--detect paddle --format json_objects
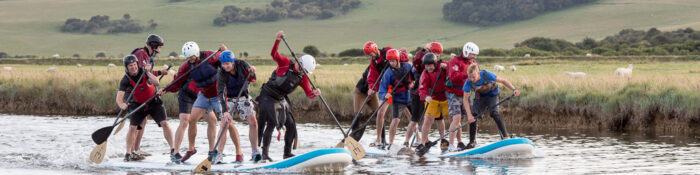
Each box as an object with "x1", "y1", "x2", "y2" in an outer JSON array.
[
  {"x1": 114, "y1": 63, "x2": 173, "y2": 135},
  {"x1": 89, "y1": 49, "x2": 222, "y2": 164},
  {"x1": 336, "y1": 66, "x2": 388, "y2": 148},
  {"x1": 345, "y1": 65, "x2": 412, "y2": 149},
  {"x1": 194, "y1": 73, "x2": 251, "y2": 173},
  {"x1": 398, "y1": 65, "x2": 444, "y2": 155},
  {"x1": 111, "y1": 67, "x2": 146, "y2": 135},
  {"x1": 416, "y1": 94, "x2": 515, "y2": 156},
  {"x1": 280, "y1": 36, "x2": 366, "y2": 160}
]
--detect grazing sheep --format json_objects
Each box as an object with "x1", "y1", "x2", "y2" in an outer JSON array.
[
  {"x1": 3, "y1": 67, "x2": 13, "y2": 71},
  {"x1": 163, "y1": 64, "x2": 169, "y2": 69},
  {"x1": 169, "y1": 56, "x2": 174, "y2": 58},
  {"x1": 564, "y1": 72, "x2": 586, "y2": 78},
  {"x1": 494, "y1": 65, "x2": 505, "y2": 72},
  {"x1": 76, "y1": 64, "x2": 82, "y2": 67},
  {"x1": 586, "y1": 53, "x2": 593, "y2": 57},
  {"x1": 343, "y1": 63, "x2": 349, "y2": 66},
  {"x1": 614, "y1": 64, "x2": 633, "y2": 77},
  {"x1": 178, "y1": 55, "x2": 185, "y2": 58},
  {"x1": 108, "y1": 63, "x2": 116, "y2": 67},
  {"x1": 168, "y1": 70, "x2": 177, "y2": 75},
  {"x1": 52, "y1": 54, "x2": 60, "y2": 58},
  {"x1": 46, "y1": 67, "x2": 57, "y2": 72},
  {"x1": 509, "y1": 65, "x2": 517, "y2": 72},
  {"x1": 450, "y1": 53, "x2": 456, "y2": 57},
  {"x1": 407, "y1": 53, "x2": 413, "y2": 58},
  {"x1": 524, "y1": 54, "x2": 531, "y2": 57}
]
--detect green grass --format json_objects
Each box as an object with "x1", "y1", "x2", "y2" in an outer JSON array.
[{"x1": 2, "y1": 0, "x2": 700, "y2": 57}]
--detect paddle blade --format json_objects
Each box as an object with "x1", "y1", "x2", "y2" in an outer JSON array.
[
  {"x1": 335, "y1": 141, "x2": 344, "y2": 148},
  {"x1": 397, "y1": 147, "x2": 415, "y2": 156},
  {"x1": 344, "y1": 137, "x2": 365, "y2": 160},
  {"x1": 92, "y1": 126, "x2": 113, "y2": 145},
  {"x1": 113, "y1": 121, "x2": 126, "y2": 135},
  {"x1": 89, "y1": 142, "x2": 107, "y2": 164},
  {"x1": 194, "y1": 158, "x2": 212, "y2": 173}
]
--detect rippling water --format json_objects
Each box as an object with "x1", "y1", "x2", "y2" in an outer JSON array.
[{"x1": 0, "y1": 114, "x2": 698, "y2": 174}]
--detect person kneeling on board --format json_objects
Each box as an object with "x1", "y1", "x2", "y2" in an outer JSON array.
[
  {"x1": 461, "y1": 64, "x2": 521, "y2": 150},
  {"x1": 117, "y1": 55, "x2": 177, "y2": 162},
  {"x1": 214, "y1": 50, "x2": 262, "y2": 164}
]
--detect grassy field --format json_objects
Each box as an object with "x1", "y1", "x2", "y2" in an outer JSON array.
[
  {"x1": 2, "y1": 59, "x2": 699, "y2": 133},
  {"x1": 2, "y1": 0, "x2": 700, "y2": 57}
]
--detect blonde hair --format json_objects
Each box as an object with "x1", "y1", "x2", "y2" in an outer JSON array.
[{"x1": 467, "y1": 64, "x2": 479, "y2": 74}]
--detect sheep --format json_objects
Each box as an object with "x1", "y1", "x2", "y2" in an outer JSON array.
[
  {"x1": 76, "y1": 64, "x2": 82, "y2": 68},
  {"x1": 169, "y1": 56, "x2": 175, "y2": 58},
  {"x1": 343, "y1": 63, "x2": 349, "y2": 66},
  {"x1": 108, "y1": 63, "x2": 116, "y2": 67},
  {"x1": 614, "y1": 64, "x2": 633, "y2": 77},
  {"x1": 168, "y1": 70, "x2": 177, "y2": 75},
  {"x1": 3, "y1": 67, "x2": 13, "y2": 71},
  {"x1": 494, "y1": 65, "x2": 505, "y2": 72},
  {"x1": 450, "y1": 53, "x2": 456, "y2": 57},
  {"x1": 178, "y1": 55, "x2": 185, "y2": 58},
  {"x1": 564, "y1": 72, "x2": 586, "y2": 78},
  {"x1": 46, "y1": 67, "x2": 57, "y2": 72},
  {"x1": 407, "y1": 53, "x2": 413, "y2": 58},
  {"x1": 52, "y1": 54, "x2": 60, "y2": 58},
  {"x1": 586, "y1": 53, "x2": 593, "y2": 57},
  {"x1": 163, "y1": 64, "x2": 169, "y2": 69},
  {"x1": 524, "y1": 54, "x2": 531, "y2": 57},
  {"x1": 509, "y1": 65, "x2": 517, "y2": 72}
]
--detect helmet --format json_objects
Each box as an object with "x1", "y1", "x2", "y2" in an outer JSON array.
[
  {"x1": 123, "y1": 55, "x2": 139, "y2": 73},
  {"x1": 146, "y1": 34, "x2": 164, "y2": 48},
  {"x1": 182, "y1": 41, "x2": 200, "y2": 58},
  {"x1": 363, "y1": 41, "x2": 378, "y2": 55},
  {"x1": 427, "y1": 42, "x2": 443, "y2": 54},
  {"x1": 462, "y1": 42, "x2": 479, "y2": 57},
  {"x1": 422, "y1": 53, "x2": 437, "y2": 65},
  {"x1": 385, "y1": 49, "x2": 400, "y2": 61},
  {"x1": 220, "y1": 50, "x2": 235, "y2": 63},
  {"x1": 299, "y1": 55, "x2": 316, "y2": 74}
]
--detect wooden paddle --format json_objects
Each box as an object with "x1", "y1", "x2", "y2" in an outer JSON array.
[
  {"x1": 398, "y1": 63, "x2": 444, "y2": 155},
  {"x1": 337, "y1": 66, "x2": 387, "y2": 148},
  {"x1": 281, "y1": 36, "x2": 367, "y2": 160},
  {"x1": 194, "y1": 73, "x2": 251, "y2": 173},
  {"x1": 114, "y1": 64, "x2": 173, "y2": 135},
  {"x1": 89, "y1": 142, "x2": 107, "y2": 164},
  {"x1": 89, "y1": 49, "x2": 222, "y2": 164}
]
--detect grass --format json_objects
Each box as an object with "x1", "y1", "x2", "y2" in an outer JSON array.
[
  {"x1": 2, "y1": 0, "x2": 700, "y2": 57},
  {"x1": 1, "y1": 59, "x2": 699, "y2": 134}
]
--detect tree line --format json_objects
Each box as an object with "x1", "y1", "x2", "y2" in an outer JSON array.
[
  {"x1": 214, "y1": 0, "x2": 361, "y2": 26},
  {"x1": 443, "y1": 0, "x2": 595, "y2": 26},
  {"x1": 61, "y1": 14, "x2": 157, "y2": 34}
]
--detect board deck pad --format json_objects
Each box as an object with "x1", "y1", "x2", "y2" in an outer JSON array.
[{"x1": 365, "y1": 138, "x2": 535, "y2": 158}]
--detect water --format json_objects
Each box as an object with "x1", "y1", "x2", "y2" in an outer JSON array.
[{"x1": 1, "y1": 114, "x2": 698, "y2": 174}]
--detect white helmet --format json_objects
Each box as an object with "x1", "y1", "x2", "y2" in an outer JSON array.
[
  {"x1": 462, "y1": 42, "x2": 479, "y2": 57},
  {"x1": 182, "y1": 41, "x2": 200, "y2": 58},
  {"x1": 299, "y1": 55, "x2": 316, "y2": 74}
]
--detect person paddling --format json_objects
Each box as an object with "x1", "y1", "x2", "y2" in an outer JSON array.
[
  {"x1": 445, "y1": 42, "x2": 479, "y2": 152},
  {"x1": 376, "y1": 49, "x2": 413, "y2": 150},
  {"x1": 415, "y1": 53, "x2": 450, "y2": 153},
  {"x1": 461, "y1": 64, "x2": 520, "y2": 149},
  {"x1": 350, "y1": 41, "x2": 392, "y2": 145},
  {"x1": 214, "y1": 50, "x2": 262, "y2": 163},
  {"x1": 257, "y1": 31, "x2": 320, "y2": 161},
  {"x1": 117, "y1": 55, "x2": 177, "y2": 162}
]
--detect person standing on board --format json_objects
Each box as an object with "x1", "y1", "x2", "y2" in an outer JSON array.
[
  {"x1": 415, "y1": 53, "x2": 450, "y2": 154},
  {"x1": 350, "y1": 41, "x2": 391, "y2": 145},
  {"x1": 445, "y1": 42, "x2": 479, "y2": 152},
  {"x1": 376, "y1": 49, "x2": 414, "y2": 150}
]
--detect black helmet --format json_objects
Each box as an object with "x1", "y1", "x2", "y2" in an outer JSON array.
[
  {"x1": 422, "y1": 53, "x2": 437, "y2": 65},
  {"x1": 146, "y1": 34, "x2": 164, "y2": 48},
  {"x1": 123, "y1": 55, "x2": 139, "y2": 73}
]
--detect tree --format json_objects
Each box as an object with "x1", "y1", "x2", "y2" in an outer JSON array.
[
  {"x1": 338, "y1": 48, "x2": 364, "y2": 57},
  {"x1": 303, "y1": 45, "x2": 321, "y2": 56},
  {"x1": 168, "y1": 52, "x2": 178, "y2": 57},
  {"x1": 96, "y1": 52, "x2": 106, "y2": 58},
  {"x1": 0, "y1": 52, "x2": 8, "y2": 58},
  {"x1": 73, "y1": 53, "x2": 80, "y2": 58}
]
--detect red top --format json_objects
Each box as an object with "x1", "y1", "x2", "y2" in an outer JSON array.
[
  {"x1": 412, "y1": 49, "x2": 426, "y2": 75},
  {"x1": 446, "y1": 55, "x2": 477, "y2": 96},
  {"x1": 271, "y1": 39, "x2": 315, "y2": 99},
  {"x1": 165, "y1": 50, "x2": 221, "y2": 98},
  {"x1": 366, "y1": 46, "x2": 393, "y2": 91},
  {"x1": 132, "y1": 47, "x2": 161, "y2": 76},
  {"x1": 419, "y1": 63, "x2": 447, "y2": 101}
]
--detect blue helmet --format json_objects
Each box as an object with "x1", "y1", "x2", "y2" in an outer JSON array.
[{"x1": 220, "y1": 50, "x2": 236, "y2": 63}]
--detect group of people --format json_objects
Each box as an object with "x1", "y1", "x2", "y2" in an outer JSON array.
[
  {"x1": 114, "y1": 30, "x2": 521, "y2": 164},
  {"x1": 116, "y1": 31, "x2": 319, "y2": 164},
  {"x1": 348, "y1": 41, "x2": 521, "y2": 153}
]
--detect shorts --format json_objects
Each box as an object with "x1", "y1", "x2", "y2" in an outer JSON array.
[
  {"x1": 226, "y1": 95, "x2": 256, "y2": 119},
  {"x1": 447, "y1": 93, "x2": 471, "y2": 118},
  {"x1": 128, "y1": 100, "x2": 167, "y2": 129},
  {"x1": 425, "y1": 100, "x2": 449, "y2": 119},
  {"x1": 391, "y1": 102, "x2": 409, "y2": 119},
  {"x1": 193, "y1": 92, "x2": 222, "y2": 114},
  {"x1": 409, "y1": 93, "x2": 423, "y2": 122},
  {"x1": 177, "y1": 90, "x2": 197, "y2": 114}
]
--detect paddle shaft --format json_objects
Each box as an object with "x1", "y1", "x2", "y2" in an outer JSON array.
[
  {"x1": 280, "y1": 37, "x2": 348, "y2": 136},
  {"x1": 347, "y1": 66, "x2": 388, "y2": 134},
  {"x1": 213, "y1": 73, "x2": 251, "y2": 153},
  {"x1": 429, "y1": 94, "x2": 515, "y2": 145},
  {"x1": 347, "y1": 66, "x2": 412, "y2": 137},
  {"x1": 111, "y1": 67, "x2": 146, "y2": 125},
  {"x1": 409, "y1": 66, "x2": 444, "y2": 145}
]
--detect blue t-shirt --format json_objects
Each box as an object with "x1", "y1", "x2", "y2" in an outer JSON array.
[{"x1": 462, "y1": 70, "x2": 499, "y2": 97}]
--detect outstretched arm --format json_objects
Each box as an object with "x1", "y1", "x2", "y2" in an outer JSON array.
[{"x1": 496, "y1": 77, "x2": 520, "y2": 96}]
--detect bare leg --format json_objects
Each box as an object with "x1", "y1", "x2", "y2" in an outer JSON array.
[
  {"x1": 160, "y1": 121, "x2": 175, "y2": 149},
  {"x1": 389, "y1": 118, "x2": 400, "y2": 145},
  {"x1": 173, "y1": 113, "x2": 190, "y2": 154},
  {"x1": 188, "y1": 109, "x2": 206, "y2": 151},
  {"x1": 437, "y1": 119, "x2": 446, "y2": 138},
  {"x1": 403, "y1": 107, "x2": 415, "y2": 143},
  {"x1": 448, "y1": 115, "x2": 460, "y2": 145},
  {"x1": 246, "y1": 115, "x2": 259, "y2": 153},
  {"x1": 376, "y1": 102, "x2": 389, "y2": 144},
  {"x1": 126, "y1": 126, "x2": 137, "y2": 154},
  {"x1": 204, "y1": 112, "x2": 218, "y2": 152},
  {"x1": 421, "y1": 115, "x2": 435, "y2": 144},
  {"x1": 133, "y1": 119, "x2": 147, "y2": 151}
]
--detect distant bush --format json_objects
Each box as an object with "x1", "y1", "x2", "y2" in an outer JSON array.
[
  {"x1": 303, "y1": 45, "x2": 321, "y2": 56},
  {"x1": 61, "y1": 14, "x2": 156, "y2": 34},
  {"x1": 338, "y1": 48, "x2": 364, "y2": 57},
  {"x1": 73, "y1": 54, "x2": 80, "y2": 58},
  {"x1": 168, "y1": 52, "x2": 178, "y2": 57},
  {"x1": 0, "y1": 52, "x2": 7, "y2": 58},
  {"x1": 96, "y1": 52, "x2": 106, "y2": 58},
  {"x1": 480, "y1": 48, "x2": 508, "y2": 56},
  {"x1": 443, "y1": 0, "x2": 595, "y2": 26},
  {"x1": 214, "y1": 0, "x2": 361, "y2": 26}
]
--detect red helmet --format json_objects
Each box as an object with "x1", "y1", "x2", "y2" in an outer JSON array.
[
  {"x1": 363, "y1": 41, "x2": 378, "y2": 55},
  {"x1": 386, "y1": 49, "x2": 400, "y2": 61},
  {"x1": 427, "y1": 42, "x2": 443, "y2": 54}
]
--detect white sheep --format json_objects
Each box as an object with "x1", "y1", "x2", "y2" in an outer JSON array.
[
  {"x1": 509, "y1": 65, "x2": 517, "y2": 72},
  {"x1": 3, "y1": 67, "x2": 13, "y2": 71},
  {"x1": 76, "y1": 64, "x2": 82, "y2": 67},
  {"x1": 586, "y1": 53, "x2": 593, "y2": 57},
  {"x1": 46, "y1": 67, "x2": 57, "y2": 72},
  {"x1": 494, "y1": 65, "x2": 505, "y2": 72},
  {"x1": 168, "y1": 70, "x2": 177, "y2": 75},
  {"x1": 163, "y1": 64, "x2": 169, "y2": 69},
  {"x1": 407, "y1": 53, "x2": 413, "y2": 58},
  {"x1": 178, "y1": 55, "x2": 185, "y2": 58},
  {"x1": 450, "y1": 53, "x2": 456, "y2": 57},
  {"x1": 343, "y1": 63, "x2": 349, "y2": 66},
  {"x1": 169, "y1": 56, "x2": 175, "y2": 58},
  {"x1": 564, "y1": 72, "x2": 586, "y2": 78},
  {"x1": 614, "y1": 64, "x2": 633, "y2": 77},
  {"x1": 52, "y1": 54, "x2": 60, "y2": 58},
  {"x1": 108, "y1": 63, "x2": 116, "y2": 67},
  {"x1": 524, "y1": 54, "x2": 531, "y2": 57}
]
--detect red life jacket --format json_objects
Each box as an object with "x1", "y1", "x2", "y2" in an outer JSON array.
[{"x1": 128, "y1": 74, "x2": 156, "y2": 104}]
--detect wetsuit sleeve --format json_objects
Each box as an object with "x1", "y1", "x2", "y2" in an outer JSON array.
[
  {"x1": 164, "y1": 62, "x2": 190, "y2": 92},
  {"x1": 118, "y1": 75, "x2": 131, "y2": 92},
  {"x1": 217, "y1": 68, "x2": 229, "y2": 112},
  {"x1": 271, "y1": 39, "x2": 291, "y2": 76},
  {"x1": 378, "y1": 70, "x2": 392, "y2": 101}
]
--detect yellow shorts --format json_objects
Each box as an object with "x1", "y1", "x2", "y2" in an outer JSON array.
[{"x1": 425, "y1": 100, "x2": 449, "y2": 119}]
